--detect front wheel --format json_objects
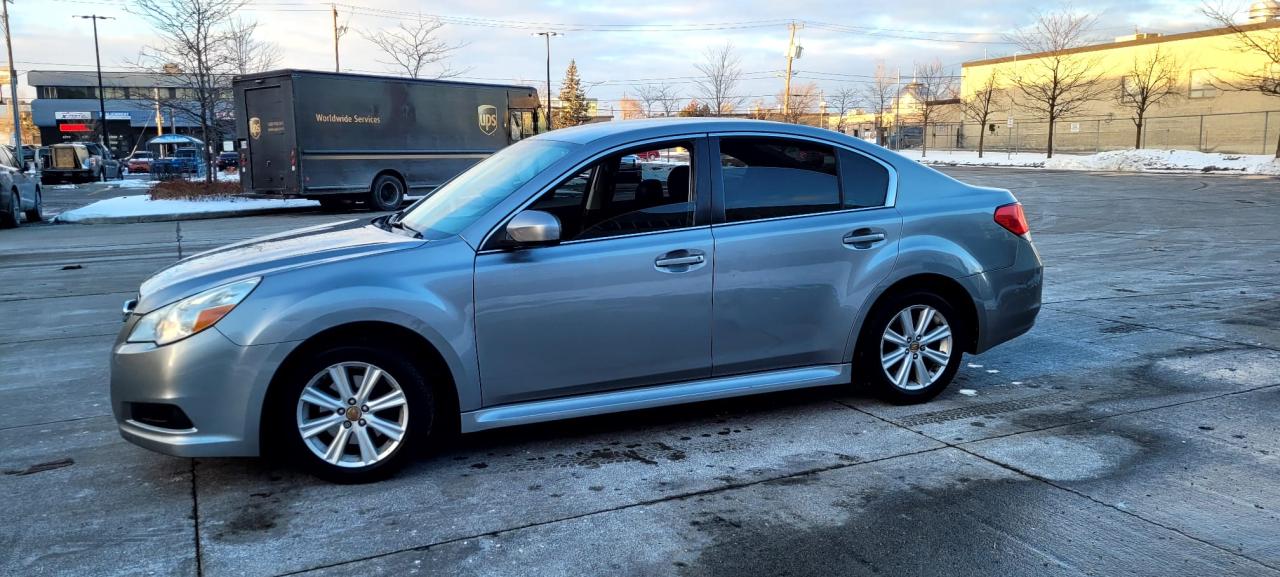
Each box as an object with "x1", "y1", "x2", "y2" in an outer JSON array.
[
  {"x1": 0, "y1": 191, "x2": 18, "y2": 228},
  {"x1": 274, "y1": 345, "x2": 434, "y2": 483},
  {"x1": 857, "y1": 291, "x2": 965, "y2": 404},
  {"x1": 368, "y1": 174, "x2": 404, "y2": 212}
]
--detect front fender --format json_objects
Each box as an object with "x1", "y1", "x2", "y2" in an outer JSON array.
[{"x1": 215, "y1": 238, "x2": 482, "y2": 410}]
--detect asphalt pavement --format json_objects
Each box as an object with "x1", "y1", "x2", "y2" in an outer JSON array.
[{"x1": 1, "y1": 167, "x2": 1278, "y2": 577}]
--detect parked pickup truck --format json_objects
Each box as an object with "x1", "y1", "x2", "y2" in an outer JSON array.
[{"x1": 151, "y1": 148, "x2": 206, "y2": 178}]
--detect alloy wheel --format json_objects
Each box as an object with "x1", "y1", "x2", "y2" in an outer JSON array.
[
  {"x1": 296, "y1": 361, "x2": 409, "y2": 468},
  {"x1": 880, "y1": 305, "x2": 953, "y2": 391}
]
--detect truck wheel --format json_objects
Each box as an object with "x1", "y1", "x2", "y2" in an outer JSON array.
[{"x1": 368, "y1": 175, "x2": 404, "y2": 212}]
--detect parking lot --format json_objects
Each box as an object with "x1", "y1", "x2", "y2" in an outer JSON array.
[{"x1": 2, "y1": 166, "x2": 1278, "y2": 576}]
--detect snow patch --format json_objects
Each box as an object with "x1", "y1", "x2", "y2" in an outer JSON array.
[
  {"x1": 901, "y1": 149, "x2": 1280, "y2": 175},
  {"x1": 958, "y1": 389, "x2": 978, "y2": 397},
  {"x1": 55, "y1": 194, "x2": 317, "y2": 223}
]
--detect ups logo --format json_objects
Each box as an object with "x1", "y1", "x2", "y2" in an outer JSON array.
[
  {"x1": 249, "y1": 117, "x2": 262, "y2": 139},
  {"x1": 477, "y1": 105, "x2": 498, "y2": 136}
]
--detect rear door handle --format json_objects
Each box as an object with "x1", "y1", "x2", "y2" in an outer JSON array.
[
  {"x1": 655, "y1": 255, "x2": 704, "y2": 267},
  {"x1": 843, "y1": 231, "x2": 886, "y2": 248}
]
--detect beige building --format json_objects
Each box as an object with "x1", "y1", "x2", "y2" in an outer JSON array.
[
  {"x1": 832, "y1": 14, "x2": 1280, "y2": 155},
  {"x1": 956, "y1": 17, "x2": 1280, "y2": 154}
]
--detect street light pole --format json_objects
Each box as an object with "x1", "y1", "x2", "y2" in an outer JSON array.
[
  {"x1": 534, "y1": 32, "x2": 560, "y2": 130},
  {"x1": 2, "y1": 0, "x2": 21, "y2": 156},
  {"x1": 74, "y1": 14, "x2": 114, "y2": 152}
]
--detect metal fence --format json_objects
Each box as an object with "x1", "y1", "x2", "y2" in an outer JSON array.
[{"x1": 919, "y1": 110, "x2": 1280, "y2": 156}]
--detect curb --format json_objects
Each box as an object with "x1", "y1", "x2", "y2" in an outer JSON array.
[{"x1": 54, "y1": 204, "x2": 319, "y2": 224}]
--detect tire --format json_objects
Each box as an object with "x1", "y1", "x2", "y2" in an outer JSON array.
[
  {"x1": 368, "y1": 174, "x2": 405, "y2": 212},
  {"x1": 856, "y1": 290, "x2": 965, "y2": 404},
  {"x1": 271, "y1": 343, "x2": 434, "y2": 483},
  {"x1": 24, "y1": 188, "x2": 41, "y2": 223},
  {"x1": 0, "y1": 191, "x2": 18, "y2": 228}
]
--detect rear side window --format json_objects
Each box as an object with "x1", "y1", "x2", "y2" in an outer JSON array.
[
  {"x1": 839, "y1": 149, "x2": 890, "y2": 209},
  {"x1": 719, "y1": 138, "x2": 840, "y2": 222}
]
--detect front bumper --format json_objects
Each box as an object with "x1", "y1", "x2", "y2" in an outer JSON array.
[{"x1": 110, "y1": 323, "x2": 294, "y2": 458}]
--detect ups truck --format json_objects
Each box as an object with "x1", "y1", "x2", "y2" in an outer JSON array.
[{"x1": 232, "y1": 69, "x2": 544, "y2": 210}]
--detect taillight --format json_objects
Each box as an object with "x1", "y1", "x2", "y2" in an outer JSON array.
[
  {"x1": 290, "y1": 147, "x2": 296, "y2": 172},
  {"x1": 994, "y1": 203, "x2": 1029, "y2": 236}
]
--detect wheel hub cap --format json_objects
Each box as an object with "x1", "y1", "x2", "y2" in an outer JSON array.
[
  {"x1": 880, "y1": 304, "x2": 953, "y2": 391},
  {"x1": 296, "y1": 361, "x2": 409, "y2": 468}
]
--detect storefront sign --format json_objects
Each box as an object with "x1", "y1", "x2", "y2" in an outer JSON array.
[{"x1": 55, "y1": 111, "x2": 92, "y2": 120}]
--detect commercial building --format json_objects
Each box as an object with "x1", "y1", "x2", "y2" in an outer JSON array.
[
  {"x1": 831, "y1": 8, "x2": 1280, "y2": 155},
  {"x1": 28, "y1": 70, "x2": 231, "y2": 158}
]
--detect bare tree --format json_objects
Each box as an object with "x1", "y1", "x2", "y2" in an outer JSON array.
[
  {"x1": 693, "y1": 42, "x2": 744, "y2": 115},
  {"x1": 131, "y1": 0, "x2": 246, "y2": 183},
  {"x1": 912, "y1": 60, "x2": 957, "y2": 157},
  {"x1": 775, "y1": 82, "x2": 821, "y2": 124},
  {"x1": 861, "y1": 62, "x2": 895, "y2": 145},
  {"x1": 827, "y1": 87, "x2": 859, "y2": 133},
  {"x1": 1006, "y1": 10, "x2": 1110, "y2": 157},
  {"x1": 1118, "y1": 46, "x2": 1181, "y2": 149},
  {"x1": 362, "y1": 16, "x2": 466, "y2": 79},
  {"x1": 961, "y1": 71, "x2": 1002, "y2": 158},
  {"x1": 634, "y1": 83, "x2": 677, "y2": 117},
  {"x1": 226, "y1": 18, "x2": 281, "y2": 75},
  {"x1": 1203, "y1": 2, "x2": 1280, "y2": 156}
]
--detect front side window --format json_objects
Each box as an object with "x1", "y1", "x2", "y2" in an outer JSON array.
[
  {"x1": 399, "y1": 138, "x2": 577, "y2": 239},
  {"x1": 523, "y1": 141, "x2": 695, "y2": 242},
  {"x1": 719, "y1": 138, "x2": 841, "y2": 222}
]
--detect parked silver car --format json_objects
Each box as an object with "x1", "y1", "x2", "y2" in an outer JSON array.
[
  {"x1": 112, "y1": 118, "x2": 1042, "y2": 482},
  {"x1": 0, "y1": 145, "x2": 42, "y2": 228}
]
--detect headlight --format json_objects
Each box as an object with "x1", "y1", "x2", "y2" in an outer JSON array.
[{"x1": 127, "y1": 277, "x2": 260, "y2": 346}]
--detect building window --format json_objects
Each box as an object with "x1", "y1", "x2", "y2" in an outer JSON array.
[
  {"x1": 1189, "y1": 69, "x2": 1218, "y2": 99},
  {"x1": 1120, "y1": 76, "x2": 1139, "y2": 104}
]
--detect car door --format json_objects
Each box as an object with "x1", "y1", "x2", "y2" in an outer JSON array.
[
  {"x1": 474, "y1": 137, "x2": 714, "y2": 406},
  {"x1": 709, "y1": 135, "x2": 901, "y2": 376}
]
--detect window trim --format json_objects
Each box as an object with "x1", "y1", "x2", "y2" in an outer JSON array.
[
  {"x1": 1188, "y1": 68, "x2": 1218, "y2": 99},
  {"x1": 708, "y1": 132, "x2": 898, "y2": 226},
  {"x1": 478, "y1": 133, "x2": 711, "y2": 252}
]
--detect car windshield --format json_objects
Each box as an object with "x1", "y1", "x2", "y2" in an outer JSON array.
[{"x1": 398, "y1": 138, "x2": 576, "y2": 240}]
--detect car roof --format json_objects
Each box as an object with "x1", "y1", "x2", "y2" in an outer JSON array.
[{"x1": 533, "y1": 117, "x2": 887, "y2": 157}]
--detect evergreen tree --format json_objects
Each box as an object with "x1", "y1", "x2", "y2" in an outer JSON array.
[{"x1": 555, "y1": 60, "x2": 591, "y2": 128}]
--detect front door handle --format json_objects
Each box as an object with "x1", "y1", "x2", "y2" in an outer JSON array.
[
  {"x1": 843, "y1": 230, "x2": 886, "y2": 248},
  {"x1": 655, "y1": 254, "x2": 704, "y2": 267}
]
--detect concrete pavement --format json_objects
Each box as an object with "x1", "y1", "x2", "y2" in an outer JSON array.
[{"x1": 1, "y1": 167, "x2": 1278, "y2": 576}]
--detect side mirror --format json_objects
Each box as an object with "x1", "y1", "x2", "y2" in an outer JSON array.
[{"x1": 504, "y1": 210, "x2": 561, "y2": 247}]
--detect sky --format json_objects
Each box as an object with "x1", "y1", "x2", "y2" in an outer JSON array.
[{"x1": 12, "y1": 0, "x2": 1224, "y2": 112}]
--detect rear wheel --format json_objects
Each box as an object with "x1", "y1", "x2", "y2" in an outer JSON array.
[
  {"x1": 368, "y1": 174, "x2": 404, "y2": 212},
  {"x1": 0, "y1": 191, "x2": 18, "y2": 228},
  {"x1": 274, "y1": 344, "x2": 434, "y2": 483},
  {"x1": 857, "y1": 290, "x2": 964, "y2": 404},
  {"x1": 24, "y1": 188, "x2": 42, "y2": 223}
]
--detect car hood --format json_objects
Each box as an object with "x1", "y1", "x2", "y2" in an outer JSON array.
[{"x1": 136, "y1": 218, "x2": 425, "y2": 313}]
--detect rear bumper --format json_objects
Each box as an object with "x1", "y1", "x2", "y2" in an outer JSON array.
[{"x1": 960, "y1": 237, "x2": 1043, "y2": 353}]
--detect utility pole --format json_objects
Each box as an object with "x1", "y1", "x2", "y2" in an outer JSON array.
[
  {"x1": 153, "y1": 87, "x2": 163, "y2": 136},
  {"x1": 782, "y1": 21, "x2": 802, "y2": 119},
  {"x1": 2, "y1": 0, "x2": 20, "y2": 155},
  {"x1": 332, "y1": 4, "x2": 341, "y2": 72},
  {"x1": 74, "y1": 14, "x2": 114, "y2": 152},
  {"x1": 892, "y1": 67, "x2": 901, "y2": 150},
  {"x1": 534, "y1": 32, "x2": 560, "y2": 130}
]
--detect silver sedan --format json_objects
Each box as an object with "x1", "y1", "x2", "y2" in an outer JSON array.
[{"x1": 111, "y1": 118, "x2": 1042, "y2": 482}]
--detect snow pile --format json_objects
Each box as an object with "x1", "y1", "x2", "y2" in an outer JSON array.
[
  {"x1": 903, "y1": 148, "x2": 1280, "y2": 175},
  {"x1": 1044, "y1": 149, "x2": 1280, "y2": 174},
  {"x1": 55, "y1": 194, "x2": 318, "y2": 223}
]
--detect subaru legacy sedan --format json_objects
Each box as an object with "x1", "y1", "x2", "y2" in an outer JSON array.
[{"x1": 112, "y1": 118, "x2": 1042, "y2": 482}]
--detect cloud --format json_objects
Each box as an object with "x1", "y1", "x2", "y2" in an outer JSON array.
[{"x1": 15, "y1": 0, "x2": 1215, "y2": 106}]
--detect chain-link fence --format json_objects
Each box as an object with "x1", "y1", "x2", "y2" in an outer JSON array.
[{"x1": 919, "y1": 110, "x2": 1280, "y2": 156}]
